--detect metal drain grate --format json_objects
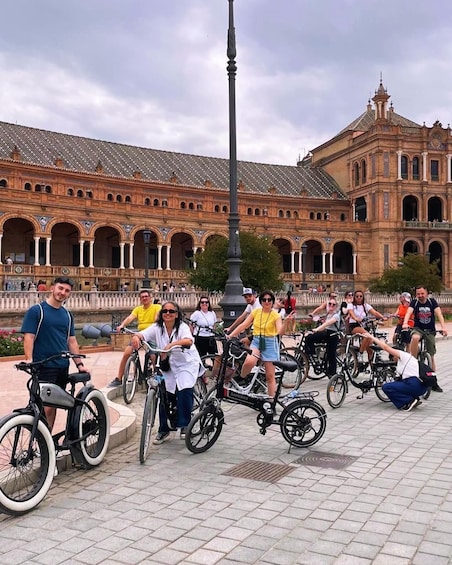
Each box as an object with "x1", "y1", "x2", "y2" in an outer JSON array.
[
  {"x1": 223, "y1": 460, "x2": 295, "y2": 483},
  {"x1": 293, "y1": 451, "x2": 358, "y2": 470}
]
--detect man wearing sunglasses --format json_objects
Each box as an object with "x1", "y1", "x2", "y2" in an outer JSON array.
[
  {"x1": 21, "y1": 277, "x2": 86, "y2": 430},
  {"x1": 224, "y1": 288, "x2": 260, "y2": 345}
]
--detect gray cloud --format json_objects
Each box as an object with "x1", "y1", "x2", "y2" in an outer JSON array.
[{"x1": 1, "y1": 0, "x2": 451, "y2": 165}]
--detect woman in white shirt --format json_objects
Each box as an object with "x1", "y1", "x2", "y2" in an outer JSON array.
[
  {"x1": 190, "y1": 296, "x2": 217, "y2": 356},
  {"x1": 131, "y1": 301, "x2": 203, "y2": 443}
]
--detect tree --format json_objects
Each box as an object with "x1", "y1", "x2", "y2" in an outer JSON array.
[
  {"x1": 368, "y1": 253, "x2": 443, "y2": 294},
  {"x1": 188, "y1": 232, "x2": 284, "y2": 292}
]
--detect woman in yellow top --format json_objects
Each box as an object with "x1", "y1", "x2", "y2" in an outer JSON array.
[{"x1": 229, "y1": 290, "x2": 295, "y2": 397}]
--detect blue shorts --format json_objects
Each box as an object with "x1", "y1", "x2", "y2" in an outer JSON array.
[{"x1": 250, "y1": 336, "x2": 280, "y2": 361}]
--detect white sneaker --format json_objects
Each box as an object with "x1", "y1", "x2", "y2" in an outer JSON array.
[{"x1": 357, "y1": 353, "x2": 364, "y2": 363}]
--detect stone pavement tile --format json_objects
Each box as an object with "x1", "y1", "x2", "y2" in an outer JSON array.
[
  {"x1": 142, "y1": 546, "x2": 190, "y2": 565},
  {"x1": 28, "y1": 548, "x2": 74, "y2": 565},
  {"x1": 412, "y1": 555, "x2": 450, "y2": 565}
]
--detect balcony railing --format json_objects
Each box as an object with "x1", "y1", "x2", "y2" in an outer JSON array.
[{"x1": 404, "y1": 220, "x2": 451, "y2": 229}]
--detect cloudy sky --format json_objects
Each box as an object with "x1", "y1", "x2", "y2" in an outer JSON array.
[{"x1": 1, "y1": 0, "x2": 452, "y2": 166}]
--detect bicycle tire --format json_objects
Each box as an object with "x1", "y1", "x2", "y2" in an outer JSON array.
[
  {"x1": 280, "y1": 348, "x2": 308, "y2": 385},
  {"x1": 139, "y1": 388, "x2": 158, "y2": 464},
  {"x1": 0, "y1": 413, "x2": 55, "y2": 515},
  {"x1": 337, "y1": 345, "x2": 358, "y2": 379},
  {"x1": 185, "y1": 402, "x2": 224, "y2": 454},
  {"x1": 279, "y1": 399, "x2": 327, "y2": 448},
  {"x1": 70, "y1": 388, "x2": 110, "y2": 469},
  {"x1": 326, "y1": 374, "x2": 347, "y2": 408},
  {"x1": 122, "y1": 355, "x2": 139, "y2": 404},
  {"x1": 374, "y1": 367, "x2": 396, "y2": 402},
  {"x1": 193, "y1": 376, "x2": 207, "y2": 411},
  {"x1": 418, "y1": 351, "x2": 432, "y2": 400}
]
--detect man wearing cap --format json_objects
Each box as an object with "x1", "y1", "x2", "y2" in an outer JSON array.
[
  {"x1": 225, "y1": 288, "x2": 260, "y2": 339},
  {"x1": 392, "y1": 292, "x2": 414, "y2": 349}
]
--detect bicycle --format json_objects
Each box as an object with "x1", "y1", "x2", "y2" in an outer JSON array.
[
  {"x1": 138, "y1": 341, "x2": 207, "y2": 463},
  {"x1": 120, "y1": 328, "x2": 155, "y2": 404},
  {"x1": 326, "y1": 334, "x2": 398, "y2": 408},
  {"x1": 281, "y1": 329, "x2": 358, "y2": 382},
  {"x1": 200, "y1": 334, "x2": 304, "y2": 395},
  {"x1": 0, "y1": 352, "x2": 110, "y2": 515},
  {"x1": 185, "y1": 337, "x2": 327, "y2": 454}
]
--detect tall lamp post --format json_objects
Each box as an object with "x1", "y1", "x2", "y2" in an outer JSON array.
[
  {"x1": 301, "y1": 244, "x2": 308, "y2": 290},
  {"x1": 219, "y1": 0, "x2": 244, "y2": 326},
  {"x1": 142, "y1": 229, "x2": 151, "y2": 289}
]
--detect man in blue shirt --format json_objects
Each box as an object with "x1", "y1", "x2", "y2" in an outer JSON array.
[{"x1": 21, "y1": 276, "x2": 86, "y2": 430}]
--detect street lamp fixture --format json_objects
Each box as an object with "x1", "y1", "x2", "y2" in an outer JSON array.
[
  {"x1": 143, "y1": 229, "x2": 151, "y2": 288},
  {"x1": 301, "y1": 243, "x2": 308, "y2": 290},
  {"x1": 219, "y1": 0, "x2": 244, "y2": 325}
]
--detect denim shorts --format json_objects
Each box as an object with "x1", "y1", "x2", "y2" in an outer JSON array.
[{"x1": 250, "y1": 336, "x2": 280, "y2": 361}]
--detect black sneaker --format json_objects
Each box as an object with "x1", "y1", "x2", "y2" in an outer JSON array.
[
  {"x1": 107, "y1": 378, "x2": 121, "y2": 388},
  {"x1": 153, "y1": 431, "x2": 171, "y2": 445},
  {"x1": 431, "y1": 383, "x2": 443, "y2": 393},
  {"x1": 402, "y1": 398, "x2": 422, "y2": 411}
]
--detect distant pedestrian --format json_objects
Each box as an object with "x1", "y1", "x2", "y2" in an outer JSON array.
[
  {"x1": 283, "y1": 290, "x2": 297, "y2": 333},
  {"x1": 190, "y1": 296, "x2": 217, "y2": 356}
]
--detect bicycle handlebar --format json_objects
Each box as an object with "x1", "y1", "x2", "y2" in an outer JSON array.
[{"x1": 15, "y1": 351, "x2": 86, "y2": 373}]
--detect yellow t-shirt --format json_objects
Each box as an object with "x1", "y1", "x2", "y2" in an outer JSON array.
[
  {"x1": 132, "y1": 303, "x2": 162, "y2": 331},
  {"x1": 251, "y1": 308, "x2": 280, "y2": 337}
]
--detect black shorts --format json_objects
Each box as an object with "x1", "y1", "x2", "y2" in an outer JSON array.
[{"x1": 37, "y1": 366, "x2": 69, "y2": 389}]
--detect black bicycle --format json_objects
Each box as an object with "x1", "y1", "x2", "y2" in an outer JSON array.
[
  {"x1": 185, "y1": 338, "x2": 327, "y2": 454},
  {"x1": 0, "y1": 353, "x2": 110, "y2": 515},
  {"x1": 138, "y1": 341, "x2": 207, "y2": 463},
  {"x1": 121, "y1": 328, "x2": 154, "y2": 404},
  {"x1": 326, "y1": 335, "x2": 397, "y2": 408}
]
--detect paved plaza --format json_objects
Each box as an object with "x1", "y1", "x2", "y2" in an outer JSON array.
[{"x1": 0, "y1": 332, "x2": 451, "y2": 564}]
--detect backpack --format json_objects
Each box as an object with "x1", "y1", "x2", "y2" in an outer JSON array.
[
  {"x1": 34, "y1": 303, "x2": 72, "y2": 341},
  {"x1": 418, "y1": 361, "x2": 437, "y2": 387}
]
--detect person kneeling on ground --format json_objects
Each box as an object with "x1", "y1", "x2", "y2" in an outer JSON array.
[{"x1": 362, "y1": 333, "x2": 429, "y2": 412}]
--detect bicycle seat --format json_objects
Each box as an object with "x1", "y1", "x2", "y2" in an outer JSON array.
[
  {"x1": 68, "y1": 371, "x2": 91, "y2": 384},
  {"x1": 274, "y1": 359, "x2": 298, "y2": 372}
]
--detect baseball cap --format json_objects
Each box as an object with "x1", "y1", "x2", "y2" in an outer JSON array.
[
  {"x1": 401, "y1": 292, "x2": 411, "y2": 301},
  {"x1": 242, "y1": 287, "x2": 254, "y2": 295}
]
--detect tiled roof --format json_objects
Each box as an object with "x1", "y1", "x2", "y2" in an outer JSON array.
[
  {"x1": 0, "y1": 121, "x2": 346, "y2": 200},
  {"x1": 337, "y1": 107, "x2": 421, "y2": 136}
]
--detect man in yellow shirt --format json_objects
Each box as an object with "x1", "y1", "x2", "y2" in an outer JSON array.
[{"x1": 108, "y1": 289, "x2": 161, "y2": 387}]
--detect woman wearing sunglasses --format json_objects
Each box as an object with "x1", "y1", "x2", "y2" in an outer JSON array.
[
  {"x1": 131, "y1": 301, "x2": 203, "y2": 443},
  {"x1": 190, "y1": 297, "x2": 218, "y2": 356},
  {"x1": 228, "y1": 290, "x2": 295, "y2": 398},
  {"x1": 347, "y1": 290, "x2": 385, "y2": 362}
]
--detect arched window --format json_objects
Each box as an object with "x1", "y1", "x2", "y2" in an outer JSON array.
[
  {"x1": 361, "y1": 160, "x2": 367, "y2": 183},
  {"x1": 401, "y1": 155, "x2": 408, "y2": 180},
  {"x1": 354, "y1": 163, "x2": 360, "y2": 186},
  {"x1": 45, "y1": 185, "x2": 52, "y2": 193},
  {"x1": 0, "y1": 179, "x2": 7, "y2": 188},
  {"x1": 24, "y1": 182, "x2": 32, "y2": 191},
  {"x1": 255, "y1": 208, "x2": 260, "y2": 216},
  {"x1": 144, "y1": 198, "x2": 150, "y2": 206},
  {"x1": 125, "y1": 195, "x2": 131, "y2": 203},
  {"x1": 412, "y1": 156, "x2": 420, "y2": 180},
  {"x1": 309, "y1": 212, "x2": 314, "y2": 220},
  {"x1": 86, "y1": 191, "x2": 93, "y2": 199},
  {"x1": 107, "y1": 193, "x2": 113, "y2": 201},
  {"x1": 340, "y1": 213, "x2": 346, "y2": 221},
  {"x1": 197, "y1": 203, "x2": 203, "y2": 210},
  {"x1": 188, "y1": 202, "x2": 195, "y2": 210},
  {"x1": 278, "y1": 210, "x2": 284, "y2": 218},
  {"x1": 162, "y1": 199, "x2": 168, "y2": 207},
  {"x1": 286, "y1": 210, "x2": 291, "y2": 218},
  {"x1": 247, "y1": 207, "x2": 252, "y2": 215},
  {"x1": 34, "y1": 184, "x2": 42, "y2": 192},
  {"x1": 153, "y1": 198, "x2": 159, "y2": 206},
  {"x1": 116, "y1": 194, "x2": 122, "y2": 202},
  {"x1": 214, "y1": 205, "x2": 220, "y2": 212},
  {"x1": 180, "y1": 201, "x2": 186, "y2": 209},
  {"x1": 77, "y1": 190, "x2": 84, "y2": 198},
  {"x1": 316, "y1": 212, "x2": 322, "y2": 220},
  {"x1": 222, "y1": 205, "x2": 228, "y2": 213},
  {"x1": 67, "y1": 188, "x2": 74, "y2": 196}
]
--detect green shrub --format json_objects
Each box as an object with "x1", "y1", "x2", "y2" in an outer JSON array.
[{"x1": 0, "y1": 329, "x2": 24, "y2": 357}]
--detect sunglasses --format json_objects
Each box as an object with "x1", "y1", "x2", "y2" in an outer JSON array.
[
  {"x1": 200, "y1": 301, "x2": 209, "y2": 304},
  {"x1": 261, "y1": 297, "x2": 273, "y2": 302},
  {"x1": 328, "y1": 302, "x2": 337, "y2": 306},
  {"x1": 347, "y1": 293, "x2": 353, "y2": 296},
  {"x1": 355, "y1": 294, "x2": 363, "y2": 298},
  {"x1": 161, "y1": 309, "x2": 177, "y2": 314}
]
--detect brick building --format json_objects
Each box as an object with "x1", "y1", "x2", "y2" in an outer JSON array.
[{"x1": 1, "y1": 80, "x2": 451, "y2": 291}]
